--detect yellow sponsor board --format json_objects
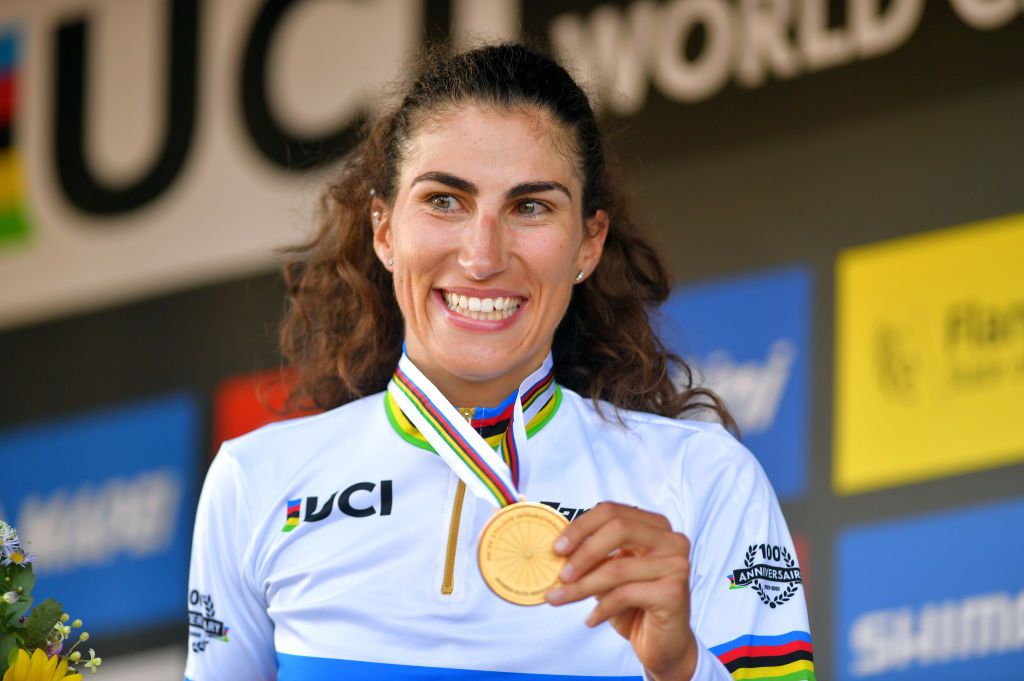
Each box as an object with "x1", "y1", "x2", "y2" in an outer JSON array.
[{"x1": 834, "y1": 213, "x2": 1024, "y2": 495}]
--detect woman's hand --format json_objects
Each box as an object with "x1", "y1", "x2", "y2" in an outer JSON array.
[{"x1": 544, "y1": 502, "x2": 698, "y2": 681}]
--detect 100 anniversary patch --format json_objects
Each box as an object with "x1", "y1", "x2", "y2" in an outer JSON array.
[
  {"x1": 188, "y1": 589, "x2": 230, "y2": 653},
  {"x1": 728, "y1": 543, "x2": 802, "y2": 609}
]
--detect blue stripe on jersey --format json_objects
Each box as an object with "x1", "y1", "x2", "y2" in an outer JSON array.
[
  {"x1": 277, "y1": 654, "x2": 643, "y2": 680},
  {"x1": 708, "y1": 630, "x2": 813, "y2": 656}
]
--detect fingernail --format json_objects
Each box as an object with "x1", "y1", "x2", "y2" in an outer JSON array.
[
  {"x1": 553, "y1": 536, "x2": 570, "y2": 554},
  {"x1": 546, "y1": 588, "x2": 565, "y2": 603},
  {"x1": 585, "y1": 611, "x2": 598, "y2": 627},
  {"x1": 559, "y1": 563, "x2": 573, "y2": 581}
]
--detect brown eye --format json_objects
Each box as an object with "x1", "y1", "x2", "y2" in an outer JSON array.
[
  {"x1": 430, "y1": 195, "x2": 460, "y2": 212},
  {"x1": 516, "y1": 200, "x2": 546, "y2": 216}
]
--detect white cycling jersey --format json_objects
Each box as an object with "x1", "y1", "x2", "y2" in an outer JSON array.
[{"x1": 185, "y1": 369, "x2": 813, "y2": 681}]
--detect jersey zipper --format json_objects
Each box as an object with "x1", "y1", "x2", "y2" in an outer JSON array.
[{"x1": 441, "y1": 406, "x2": 474, "y2": 596}]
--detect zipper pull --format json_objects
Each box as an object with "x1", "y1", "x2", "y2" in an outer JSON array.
[{"x1": 458, "y1": 407, "x2": 475, "y2": 423}]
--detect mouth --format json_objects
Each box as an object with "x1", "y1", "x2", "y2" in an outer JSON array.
[{"x1": 440, "y1": 290, "x2": 525, "y2": 321}]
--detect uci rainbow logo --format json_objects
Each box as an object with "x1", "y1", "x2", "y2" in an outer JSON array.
[
  {"x1": 281, "y1": 498, "x2": 301, "y2": 533},
  {"x1": 0, "y1": 27, "x2": 29, "y2": 245}
]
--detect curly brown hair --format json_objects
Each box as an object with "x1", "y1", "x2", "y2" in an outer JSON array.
[{"x1": 280, "y1": 43, "x2": 735, "y2": 430}]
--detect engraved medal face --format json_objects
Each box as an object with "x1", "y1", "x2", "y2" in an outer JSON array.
[{"x1": 477, "y1": 502, "x2": 569, "y2": 606}]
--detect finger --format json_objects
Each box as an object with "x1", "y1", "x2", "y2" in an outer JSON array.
[
  {"x1": 558, "y1": 520, "x2": 689, "y2": 584},
  {"x1": 555, "y1": 503, "x2": 671, "y2": 556},
  {"x1": 585, "y1": 576, "x2": 690, "y2": 628},
  {"x1": 546, "y1": 553, "x2": 689, "y2": 605}
]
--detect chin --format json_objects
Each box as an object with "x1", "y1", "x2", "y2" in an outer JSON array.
[{"x1": 437, "y1": 348, "x2": 521, "y2": 383}]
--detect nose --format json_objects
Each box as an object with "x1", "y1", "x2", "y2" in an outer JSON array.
[{"x1": 457, "y1": 209, "x2": 506, "y2": 281}]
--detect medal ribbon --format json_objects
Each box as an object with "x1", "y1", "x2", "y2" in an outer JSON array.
[{"x1": 388, "y1": 352, "x2": 554, "y2": 509}]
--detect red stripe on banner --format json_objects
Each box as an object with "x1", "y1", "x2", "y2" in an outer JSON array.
[
  {"x1": 716, "y1": 639, "x2": 814, "y2": 666},
  {"x1": 0, "y1": 73, "x2": 14, "y2": 129},
  {"x1": 395, "y1": 369, "x2": 517, "y2": 505}
]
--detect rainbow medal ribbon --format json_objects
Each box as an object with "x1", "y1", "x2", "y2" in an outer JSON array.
[{"x1": 388, "y1": 353, "x2": 569, "y2": 605}]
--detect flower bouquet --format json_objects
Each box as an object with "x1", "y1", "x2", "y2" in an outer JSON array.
[{"x1": 0, "y1": 521, "x2": 101, "y2": 680}]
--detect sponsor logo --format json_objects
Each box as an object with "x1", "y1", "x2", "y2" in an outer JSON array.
[
  {"x1": 728, "y1": 543, "x2": 802, "y2": 609},
  {"x1": 661, "y1": 266, "x2": 811, "y2": 501},
  {"x1": 281, "y1": 480, "x2": 393, "y2": 532},
  {"x1": 850, "y1": 589, "x2": 1024, "y2": 677},
  {"x1": 539, "y1": 500, "x2": 592, "y2": 522},
  {"x1": 550, "y1": 0, "x2": 1023, "y2": 112},
  {"x1": 188, "y1": 589, "x2": 229, "y2": 653},
  {"x1": 0, "y1": 393, "x2": 198, "y2": 635},
  {"x1": 835, "y1": 213, "x2": 1024, "y2": 494},
  {"x1": 16, "y1": 471, "x2": 180, "y2": 574},
  {"x1": 836, "y1": 498, "x2": 1024, "y2": 681},
  {"x1": 697, "y1": 339, "x2": 796, "y2": 436}
]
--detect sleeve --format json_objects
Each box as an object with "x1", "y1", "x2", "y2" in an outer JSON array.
[
  {"x1": 184, "y1": 445, "x2": 277, "y2": 681},
  {"x1": 681, "y1": 429, "x2": 814, "y2": 681}
]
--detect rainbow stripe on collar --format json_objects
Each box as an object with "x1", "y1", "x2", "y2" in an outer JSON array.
[
  {"x1": 391, "y1": 366, "x2": 520, "y2": 506},
  {"x1": 384, "y1": 372, "x2": 560, "y2": 464},
  {"x1": 386, "y1": 358, "x2": 559, "y2": 506}
]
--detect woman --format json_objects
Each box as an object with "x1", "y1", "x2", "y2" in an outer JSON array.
[{"x1": 185, "y1": 44, "x2": 812, "y2": 681}]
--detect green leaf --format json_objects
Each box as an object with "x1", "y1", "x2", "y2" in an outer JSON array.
[
  {"x1": 22, "y1": 598, "x2": 62, "y2": 649},
  {"x1": 7, "y1": 566, "x2": 35, "y2": 623},
  {"x1": 10, "y1": 593, "x2": 33, "y2": 623},
  {"x1": 10, "y1": 566, "x2": 34, "y2": 599},
  {"x1": 0, "y1": 634, "x2": 16, "y2": 674}
]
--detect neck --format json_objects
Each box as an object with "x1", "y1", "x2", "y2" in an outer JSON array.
[
  {"x1": 419, "y1": 368, "x2": 523, "y2": 410},
  {"x1": 403, "y1": 350, "x2": 546, "y2": 410}
]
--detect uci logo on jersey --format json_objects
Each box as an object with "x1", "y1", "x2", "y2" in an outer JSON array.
[{"x1": 281, "y1": 480, "x2": 393, "y2": 532}]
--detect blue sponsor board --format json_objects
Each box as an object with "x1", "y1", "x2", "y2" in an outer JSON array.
[
  {"x1": 836, "y1": 498, "x2": 1024, "y2": 680},
  {"x1": 0, "y1": 393, "x2": 199, "y2": 635},
  {"x1": 659, "y1": 267, "x2": 811, "y2": 500}
]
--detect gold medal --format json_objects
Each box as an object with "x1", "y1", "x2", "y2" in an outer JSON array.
[{"x1": 477, "y1": 502, "x2": 569, "y2": 606}]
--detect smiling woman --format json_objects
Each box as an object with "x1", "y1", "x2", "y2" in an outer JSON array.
[
  {"x1": 277, "y1": 44, "x2": 727, "y2": 422},
  {"x1": 184, "y1": 44, "x2": 813, "y2": 681}
]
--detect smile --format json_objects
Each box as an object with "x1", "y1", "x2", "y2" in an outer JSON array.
[{"x1": 442, "y1": 290, "x2": 524, "y2": 321}]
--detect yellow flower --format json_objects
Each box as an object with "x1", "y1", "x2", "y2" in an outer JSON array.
[{"x1": 2, "y1": 649, "x2": 82, "y2": 681}]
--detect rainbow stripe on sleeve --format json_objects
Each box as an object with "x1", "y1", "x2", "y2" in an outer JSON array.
[{"x1": 709, "y1": 631, "x2": 814, "y2": 680}]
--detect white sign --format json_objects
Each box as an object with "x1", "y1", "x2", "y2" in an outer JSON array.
[{"x1": 0, "y1": 0, "x2": 516, "y2": 330}]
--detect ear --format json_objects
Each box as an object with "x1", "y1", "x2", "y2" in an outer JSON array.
[
  {"x1": 578, "y1": 209, "x2": 609, "y2": 277},
  {"x1": 370, "y1": 197, "x2": 392, "y2": 268}
]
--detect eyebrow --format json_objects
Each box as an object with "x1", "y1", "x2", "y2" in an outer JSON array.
[
  {"x1": 411, "y1": 171, "x2": 477, "y2": 195},
  {"x1": 505, "y1": 181, "x2": 572, "y2": 201},
  {"x1": 411, "y1": 172, "x2": 572, "y2": 201}
]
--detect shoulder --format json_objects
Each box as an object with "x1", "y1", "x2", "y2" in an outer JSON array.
[
  {"x1": 559, "y1": 387, "x2": 757, "y2": 471},
  {"x1": 210, "y1": 392, "x2": 387, "y2": 492},
  {"x1": 224, "y1": 391, "x2": 383, "y2": 454}
]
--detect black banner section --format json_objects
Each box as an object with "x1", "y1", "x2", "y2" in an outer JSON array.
[
  {"x1": 240, "y1": 0, "x2": 363, "y2": 170},
  {"x1": 53, "y1": 0, "x2": 199, "y2": 215}
]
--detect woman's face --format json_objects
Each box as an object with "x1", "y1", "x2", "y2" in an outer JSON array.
[{"x1": 373, "y1": 104, "x2": 607, "y2": 405}]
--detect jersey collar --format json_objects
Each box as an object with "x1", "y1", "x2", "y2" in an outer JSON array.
[{"x1": 384, "y1": 359, "x2": 562, "y2": 452}]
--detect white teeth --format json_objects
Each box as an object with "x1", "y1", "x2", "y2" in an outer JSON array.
[{"x1": 442, "y1": 291, "x2": 523, "y2": 320}]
